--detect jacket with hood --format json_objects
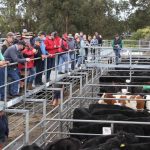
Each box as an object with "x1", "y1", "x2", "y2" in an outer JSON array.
[{"x1": 44, "y1": 37, "x2": 57, "y2": 58}]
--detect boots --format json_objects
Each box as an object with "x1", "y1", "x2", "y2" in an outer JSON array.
[
  {"x1": 27, "y1": 83, "x2": 34, "y2": 90},
  {"x1": 19, "y1": 87, "x2": 25, "y2": 95}
]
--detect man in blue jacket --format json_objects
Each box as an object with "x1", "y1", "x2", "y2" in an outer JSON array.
[{"x1": 4, "y1": 40, "x2": 31, "y2": 97}]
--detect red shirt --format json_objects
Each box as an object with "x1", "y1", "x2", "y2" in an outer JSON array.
[
  {"x1": 44, "y1": 37, "x2": 57, "y2": 58},
  {"x1": 18, "y1": 48, "x2": 35, "y2": 69},
  {"x1": 58, "y1": 39, "x2": 68, "y2": 53}
]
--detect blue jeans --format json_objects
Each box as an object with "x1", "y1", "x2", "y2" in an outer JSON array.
[
  {"x1": 58, "y1": 54, "x2": 69, "y2": 73},
  {"x1": 27, "y1": 68, "x2": 36, "y2": 84},
  {"x1": 69, "y1": 52, "x2": 75, "y2": 70},
  {"x1": 77, "y1": 56, "x2": 85, "y2": 66},
  {"x1": 0, "y1": 68, "x2": 5, "y2": 100},
  {"x1": 7, "y1": 68, "x2": 20, "y2": 95},
  {"x1": 114, "y1": 48, "x2": 121, "y2": 64},
  {"x1": 46, "y1": 58, "x2": 55, "y2": 81}
]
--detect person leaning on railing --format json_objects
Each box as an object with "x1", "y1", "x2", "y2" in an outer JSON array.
[
  {"x1": 3, "y1": 40, "x2": 31, "y2": 98},
  {"x1": 34, "y1": 37, "x2": 46, "y2": 85},
  {"x1": 18, "y1": 44, "x2": 38, "y2": 92}
]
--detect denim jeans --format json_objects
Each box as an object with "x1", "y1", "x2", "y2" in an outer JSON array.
[
  {"x1": 7, "y1": 68, "x2": 20, "y2": 95},
  {"x1": 69, "y1": 52, "x2": 75, "y2": 70},
  {"x1": 77, "y1": 56, "x2": 85, "y2": 66},
  {"x1": 27, "y1": 68, "x2": 36, "y2": 84},
  {"x1": 0, "y1": 68, "x2": 5, "y2": 100},
  {"x1": 46, "y1": 58, "x2": 55, "y2": 81},
  {"x1": 35, "y1": 60, "x2": 44, "y2": 84},
  {"x1": 114, "y1": 48, "x2": 121, "y2": 64},
  {"x1": 58, "y1": 54, "x2": 69, "y2": 73}
]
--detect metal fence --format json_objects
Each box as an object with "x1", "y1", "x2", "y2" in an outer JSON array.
[{"x1": 1, "y1": 43, "x2": 150, "y2": 149}]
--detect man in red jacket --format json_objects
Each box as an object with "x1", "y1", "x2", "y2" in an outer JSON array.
[{"x1": 44, "y1": 32, "x2": 57, "y2": 81}]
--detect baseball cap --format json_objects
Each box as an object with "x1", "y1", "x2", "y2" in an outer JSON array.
[
  {"x1": 17, "y1": 40, "x2": 26, "y2": 46},
  {"x1": 38, "y1": 31, "x2": 46, "y2": 36},
  {"x1": 6, "y1": 32, "x2": 14, "y2": 37},
  {"x1": 68, "y1": 34, "x2": 73, "y2": 39},
  {"x1": 35, "y1": 37, "x2": 42, "y2": 43}
]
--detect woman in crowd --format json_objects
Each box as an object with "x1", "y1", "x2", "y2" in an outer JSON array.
[
  {"x1": 76, "y1": 34, "x2": 89, "y2": 68},
  {"x1": 18, "y1": 44, "x2": 37, "y2": 92}
]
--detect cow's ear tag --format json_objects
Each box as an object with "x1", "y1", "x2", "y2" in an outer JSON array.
[
  {"x1": 120, "y1": 144, "x2": 125, "y2": 147},
  {"x1": 102, "y1": 127, "x2": 111, "y2": 135}
]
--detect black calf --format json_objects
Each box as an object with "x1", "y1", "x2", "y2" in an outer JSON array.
[
  {"x1": 21, "y1": 143, "x2": 42, "y2": 150},
  {"x1": 44, "y1": 138, "x2": 81, "y2": 150},
  {"x1": 89, "y1": 104, "x2": 134, "y2": 113}
]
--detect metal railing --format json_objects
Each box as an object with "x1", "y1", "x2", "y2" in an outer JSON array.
[{"x1": 1, "y1": 43, "x2": 150, "y2": 149}]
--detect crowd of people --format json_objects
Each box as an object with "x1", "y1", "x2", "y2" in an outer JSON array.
[{"x1": 0, "y1": 30, "x2": 103, "y2": 102}]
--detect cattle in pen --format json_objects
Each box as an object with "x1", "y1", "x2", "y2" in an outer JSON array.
[{"x1": 98, "y1": 93, "x2": 145, "y2": 111}]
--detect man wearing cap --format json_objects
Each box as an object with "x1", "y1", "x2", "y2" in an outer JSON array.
[
  {"x1": 1, "y1": 32, "x2": 14, "y2": 54},
  {"x1": 38, "y1": 31, "x2": 48, "y2": 56},
  {"x1": 4, "y1": 40, "x2": 31, "y2": 97}
]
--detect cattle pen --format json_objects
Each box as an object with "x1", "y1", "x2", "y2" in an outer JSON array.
[{"x1": 2, "y1": 40, "x2": 150, "y2": 150}]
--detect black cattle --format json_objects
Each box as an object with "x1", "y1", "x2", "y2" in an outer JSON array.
[
  {"x1": 21, "y1": 144, "x2": 42, "y2": 150},
  {"x1": 124, "y1": 117, "x2": 150, "y2": 135},
  {"x1": 81, "y1": 135, "x2": 115, "y2": 149},
  {"x1": 70, "y1": 122, "x2": 146, "y2": 141},
  {"x1": 114, "y1": 124, "x2": 145, "y2": 136},
  {"x1": 97, "y1": 132, "x2": 138, "y2": 150},
  {"x1": 106, "y1": 114, "x2": 129, "y2": 121},
  {"x1": 44, "y1": 138, "x2": 81, "y2": 150},
  {"x1": 73, "y1": 114, "x2": 129, "y2": 128},
  {"x1": 73, "y1": 108, "x2": 91, "y2": 119},
  {"x1": 70, "y1": 123, "x2": 110, "y2": 140},
  {"x1": 98, "y1": 86, "x2": 122, "y2": 96},
  {"x1": 89, "y1": 104, "x2": 134, "y2": 113},
  {"x1": 91, "y1": 109, "x2": 150, "y2": 118},
  {"x1": 125, "y1": 143, "x2": 150, "y2": 150},
  {"x1": 99, "y1": 77, "x2": 125, "y2": 83},
  {"x1": 81, "y1": 132, "x2": 138, "y2": 150}
]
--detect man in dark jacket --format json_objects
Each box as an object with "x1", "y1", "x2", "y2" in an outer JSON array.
[
  {"x1": 1, "y1": 32, "x2": 14, "y2": 54},
  {"x1": 95, "y1": 32, "x2": 103, "y2": 46},
  {"x1": 34, "y1": 37, "x2": 45, "y2": 85},
  {"x1": 112, "y1": 34, "x2": 123, "y2": 65},
  {"x1": 4, "y1": 40, "x2": 30, "y2": 97}
]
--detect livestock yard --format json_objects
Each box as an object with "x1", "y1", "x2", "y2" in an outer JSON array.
[{"x1": 2, "y1": 40, "x2": 150, "y2": 150}]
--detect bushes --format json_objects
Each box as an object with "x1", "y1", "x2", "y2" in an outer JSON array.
[{"x1": 131, "y1": 26, "x2": 150, "y2": 40}]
